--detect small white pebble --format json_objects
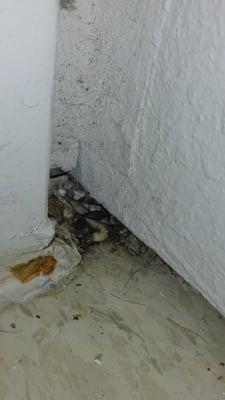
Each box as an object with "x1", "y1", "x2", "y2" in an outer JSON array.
[
  {"x1": 73, "y1": 190, "x2": 85, "y2": 200},
  {"x1": 160, "y1": 292, "x2": 165, "y2": 298},
  {"x1": 94, "y1": 354, "x2": 103, "y2": 365},
  {"x1": 58, "y1": 189, "x2": 66, "y2": 197},
  {"x1": 13, "y1": 366, "x2": 17, "y2": 370},
  {"x1": 94, "y1": 359, "x2": 102, "y2": 365}
]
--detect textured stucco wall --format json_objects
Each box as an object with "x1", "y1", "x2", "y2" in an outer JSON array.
[
  {"x1": 53, "y1": 0, "x2": 225, "y2": 314},
  {"x1": 0, "y1": 0, "x2": 57, "y2": 255}
]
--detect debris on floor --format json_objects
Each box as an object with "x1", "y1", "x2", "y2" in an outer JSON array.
[
  {"x1": 11, "y1": 256, "x2": 57, "y2": 284},
  {"x1": 49, "y1": 173, "x2": 150, "y2": 256},
  {"x1": 49, "y1": 172, "x2": 199, "y2": 296},
  {"x1": 94, "y1": 353, "x2": 103, "y2": 365},
  {"x1": 73, "y1": 314, "x2": 81, "y2": 321},
  {"x1": 0, "y1": 239, "x2": 81, "y2": 308},
  {"x1": 0, "y1": 238, "x2": 224, "y2": 400}
]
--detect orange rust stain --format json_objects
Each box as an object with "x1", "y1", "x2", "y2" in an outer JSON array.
[{"x1": 11, "y1": 256, "x2": 57, "y2": 284}]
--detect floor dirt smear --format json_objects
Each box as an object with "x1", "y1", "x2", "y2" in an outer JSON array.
[{"x1": 11, "y1": 256, "x2": 57, "y2": 284}]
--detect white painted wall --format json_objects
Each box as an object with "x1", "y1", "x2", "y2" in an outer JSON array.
[
  {"x1": 54, "y1": 0, "x2": 225, "y2": 314},
  {"x1": 0, "y1": 0, "x2": 58, "y2": 255}
]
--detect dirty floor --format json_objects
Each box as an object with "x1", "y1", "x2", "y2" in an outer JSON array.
[{"x1": 0, "y1": 242, "x2": 225, "y2": 399}]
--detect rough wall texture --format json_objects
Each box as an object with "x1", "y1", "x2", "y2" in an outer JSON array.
[{"x1": 53, "y1": 0, "x2": 225, "y2": 314}]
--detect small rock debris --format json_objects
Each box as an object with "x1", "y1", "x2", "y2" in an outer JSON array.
[
  {"x1": 48, "y1": 173, "x2": 199, "y2": 297},
  {"x1": 94, "y1": 353, "x2": 103, "y2": 365},
  {"x1": 49, "y1": 173, "x2": 149, "y2": 256},
  {"x1": 73, "y1": 314, "x2": 81, "y2": 321}
]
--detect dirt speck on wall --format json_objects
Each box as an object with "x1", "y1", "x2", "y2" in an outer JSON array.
[{"x1": 60, "y1": 0, "x2": 76, "y2": 10}]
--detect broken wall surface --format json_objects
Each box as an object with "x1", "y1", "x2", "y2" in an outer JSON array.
[{"x1": 53, "y1": 0, "x2": 225, "y2": 315}]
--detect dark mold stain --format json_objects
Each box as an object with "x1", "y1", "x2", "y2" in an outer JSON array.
[{"x1": 60, "y1": 0, "x2": 77, "y2": 10}]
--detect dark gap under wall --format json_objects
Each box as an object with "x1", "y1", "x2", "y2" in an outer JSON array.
[{"x1": 48, "y1": 172, "x2": 197, "y2": 297}]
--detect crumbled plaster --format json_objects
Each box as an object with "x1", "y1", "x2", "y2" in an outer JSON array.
[{"x1": 53, "y1": 0, "x2": 225, "y2": 314}]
